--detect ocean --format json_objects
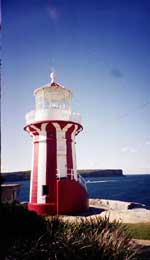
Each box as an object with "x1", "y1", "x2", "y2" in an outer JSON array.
[{"x1": 5, "y1": 174, "x2": 150, "y2": 207}]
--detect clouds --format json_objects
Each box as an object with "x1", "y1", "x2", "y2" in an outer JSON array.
[
  {"x1": 121, "y1": 141, "x2": 150, "y2": 154},
  {"x1": 121, "y1": 146, "x2": 137, "y2": 153},
  {"x1": 146, "y1": 141, "x2": 150, "y2": 145}
]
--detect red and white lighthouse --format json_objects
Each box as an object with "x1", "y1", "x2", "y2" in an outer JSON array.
[{"x1": 24, "y1": 73, "x2": 89, "y2": 215}]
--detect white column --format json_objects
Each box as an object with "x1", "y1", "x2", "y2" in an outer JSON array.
[
  {"x1": 26, "y1": 126, "x2": 35, "y2": 203},
  {"x1": 29, "y1": 139, "x2": 34, "y2": 202},
  {"x1": 71, "y1": 125, "x2": 78, "y2": 180},
  {"x1": 52, "y1": 123, "x2": 72, "y2": 178},
  {"x1": 31, "y1": 123, "x2": 48, "y2": 204}
]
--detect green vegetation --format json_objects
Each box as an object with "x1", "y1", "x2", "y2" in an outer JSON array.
[
  {"x1": 0, "y1": 202, "x2": 145, "y2": 260},
  {"x1": 126, "y1": 223, "x2": 150, "y2": 240}
]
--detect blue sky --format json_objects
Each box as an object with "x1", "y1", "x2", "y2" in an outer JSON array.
[{"x1": 2, "y1": 0, "x2": 150, "y2": 173}]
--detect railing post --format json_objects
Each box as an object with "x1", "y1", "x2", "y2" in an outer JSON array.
[
  {"x1": 56, "y1": 169, "x2": 60, "y2": 179},
  {"x1": 71, "y1": 169, "x2": 74, "y2": 180}
]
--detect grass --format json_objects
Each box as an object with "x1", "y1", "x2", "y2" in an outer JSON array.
[{"x1": 126, "y1": 223, "x2": 150, "y2": 240}]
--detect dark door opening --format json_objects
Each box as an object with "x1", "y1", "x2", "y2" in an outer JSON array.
[{"x1": 42, "y1": 185, "x2": 49, "y2": 195}]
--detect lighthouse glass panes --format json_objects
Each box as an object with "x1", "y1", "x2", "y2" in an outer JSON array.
[
  {"x1": 35, "y1": 87, "x2": 72, "y2": 111},
  {"x1": 25, "y1": 84, "x2": 82, "y2": 125}
]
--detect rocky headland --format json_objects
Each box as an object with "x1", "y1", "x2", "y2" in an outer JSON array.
[
  {"x1": 78, "y1": 169, "x2": 123, "y2": 177},
  {"x1": 88, "y1": 199, "x2": 150, "y2": 223},
  {"x1": 60, "y1": 199, "x2": 150, "y2": 224}
]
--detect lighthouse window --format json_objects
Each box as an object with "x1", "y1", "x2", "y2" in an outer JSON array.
[{"x1": 42, "y1": 185, "x2": 49, "y2": 195}]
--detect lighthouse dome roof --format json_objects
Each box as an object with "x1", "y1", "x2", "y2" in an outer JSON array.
[
  {"x1": 34, "y1": 71, "x2": 72, "y2": 101},
  {"x1": 34, "y1": 81, "x2": 73, "y2": 101}
]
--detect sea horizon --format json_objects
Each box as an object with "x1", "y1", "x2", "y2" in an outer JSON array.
[{"x1": 3, "y1": 174, "x2": 150, "y2": 207}]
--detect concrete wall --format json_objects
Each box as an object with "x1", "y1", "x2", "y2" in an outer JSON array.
[{"x1": 1, "y1": 184, "x2": 20, "y2": 203}]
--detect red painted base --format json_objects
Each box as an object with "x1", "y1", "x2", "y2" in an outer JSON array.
[
  {"x1": 28, "y1": 203, "x2": 56, "y2": 216},
  {"x1": 57, "y1": 179, "x2": 89, "y2": 215},
  {"x1": 28, "y1": 180, "x2": 89, "y2": 216}
]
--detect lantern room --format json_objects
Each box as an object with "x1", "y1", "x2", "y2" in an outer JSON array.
[{"x1": 25, "y1": 73, "x2": 81, "y2": 125}]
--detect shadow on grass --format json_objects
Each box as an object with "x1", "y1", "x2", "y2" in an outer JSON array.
[{"x1": 70, "y1": 206, "x2": 106, "y2": 217}]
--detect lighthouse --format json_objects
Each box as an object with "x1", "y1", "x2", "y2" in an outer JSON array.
[{"x1": 24, "y1": 72, "x2": 89, "y2": 215}]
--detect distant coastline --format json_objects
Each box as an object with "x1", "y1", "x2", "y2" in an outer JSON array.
[
  {"x1": 1, "y1": 169, "x2": 123, "y2": 181},
  {"x1": 78, "y1": 169, "x2": 123, "y2": 178}
]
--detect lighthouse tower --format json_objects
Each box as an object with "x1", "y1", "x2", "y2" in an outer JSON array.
[{"x1": 24, "y1": 73, "x2": 89, "y2": 215}]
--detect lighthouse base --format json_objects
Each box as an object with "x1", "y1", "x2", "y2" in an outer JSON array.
[
  {"x1": 28, "y1": 179, "x2": 89, "y2": 216},
  {"x1": 57, "y1": 179, "x2": 89, "y2": 215},
  {"x1": 28, "y1": 203, "x2": 56, "y2": 216}
]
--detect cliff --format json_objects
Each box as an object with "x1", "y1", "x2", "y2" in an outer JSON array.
[
  {"x1": 78, "y1": 169, "x2": 123, "y2": 177},
  {"x1": 1, "y1": 171, "x2": 31, "y2": 181},
  {"x1": 2, "y1": 169, "x2": 123, "y2": 182}
]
